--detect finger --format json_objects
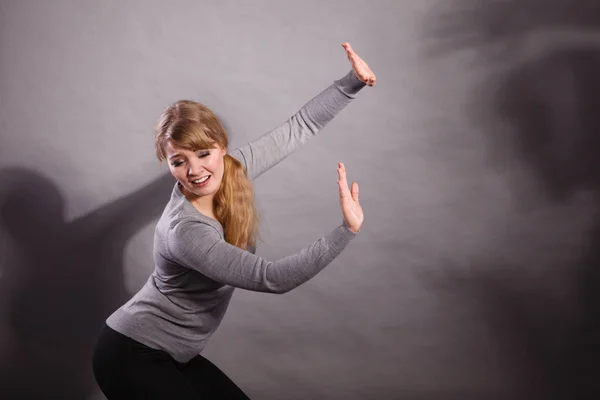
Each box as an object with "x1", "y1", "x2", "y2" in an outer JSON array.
[
  {"x1": 351, "y1": 181, "x2": 359, "y2": 203},
  {"x1": 338, "y1": 162, "x2": 348, "y2": 187},
  {"x1": 342, "y1": 42, "x2": 358, "y2": 62},
  {"x1": 337, "y1": 162, "x2": 350, "y2": 198},
  {"x1": 338, "y1": 172, "x2": 347, "y2": 200}
]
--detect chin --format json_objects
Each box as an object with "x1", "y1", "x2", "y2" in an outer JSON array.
[{"x1": 192, "y1": 184, "x2": 217, "y2": 197}]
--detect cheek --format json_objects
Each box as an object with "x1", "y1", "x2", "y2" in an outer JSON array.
[
  {"x1": 210, "y1": 158, "x2": 225, "y2": 175},
  {"x1": 169, "y1": 166, "x2": 185, "y2": 180}
]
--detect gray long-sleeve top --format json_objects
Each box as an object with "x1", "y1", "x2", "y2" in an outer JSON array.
[{"x1": 106, "y1": 70, "x2": 366, "y2": 363}]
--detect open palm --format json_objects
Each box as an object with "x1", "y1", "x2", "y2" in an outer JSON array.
[
  {"x1": 342, "y1": 42, "x2": 376, "y2": 87},
  {"x1": 337, "y1": 162, "x2": 363, "y2": 233}
]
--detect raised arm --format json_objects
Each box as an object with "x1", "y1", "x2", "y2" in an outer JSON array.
[
  {"x1": 168, "y1": 221, "x2": 356, "y2": 294},
  {"x1": 229, "y1": 42, "x2": 375, "y2": 180}
]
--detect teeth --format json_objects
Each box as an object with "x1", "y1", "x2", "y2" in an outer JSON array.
[{"x1": 193, "y1": 176, "x2": 210, "y2": 184}]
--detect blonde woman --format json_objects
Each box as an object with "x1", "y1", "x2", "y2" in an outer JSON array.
[{"x1": 92, "y1": 42, "x2": 375, "y2": 399}]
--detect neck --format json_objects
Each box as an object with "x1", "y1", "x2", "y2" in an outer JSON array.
[
  {"x1": 192, "y1": 195, "x2": 215, "y2": 218},
  {"x1": 180, "y1": 183, "x2": 216, "y2": 219}
]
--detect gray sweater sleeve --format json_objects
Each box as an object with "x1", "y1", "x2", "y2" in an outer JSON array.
[
  {"x1": 168, "y1": 220, "x2": 357, "y2": 294},
  {"x1": 229, "y1": 70, "x2": 366, "y2": 180}
]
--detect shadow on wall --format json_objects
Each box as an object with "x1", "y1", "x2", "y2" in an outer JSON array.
[
  {"x1": 425, "y1": 1, "x2": 600, "y2": 398},
  {"x1": 0, "y1": 167, "x2": 175, "y2": 399}
]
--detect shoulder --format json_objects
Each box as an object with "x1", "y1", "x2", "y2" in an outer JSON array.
[
  {"x1": 165, "y1": 217, "x2": 223, "y2": 263},
  {"x1": 162, "y1": 192, "x2": 224, "y2": 238},
  {"x1": 227, "y1": 148, "x2": 247, "y2": 165},
  {"x1": 169, "y1": 217, "x2": 221, "y2": 240}
]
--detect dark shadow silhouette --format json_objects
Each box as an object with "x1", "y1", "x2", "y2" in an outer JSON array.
[
  {"x1": 424, "y1": 1, "x2": 600, "y2": 398},
  {"x1": 0, "y1": 167, "x2": 175, "y2": 399},
  {"x1": 424, "y1": 0, "x2": 600, "y2": 58}
]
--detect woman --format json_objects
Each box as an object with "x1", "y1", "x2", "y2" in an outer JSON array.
[{"x1": 92, "y1": 42, "x2": 376, "y2": 399}]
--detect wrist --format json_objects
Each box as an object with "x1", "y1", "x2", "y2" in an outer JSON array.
[
  {"x1": 334, "y1": 70, "x2": 366, "y2": 98},
  {"x1": 342, "y1": 220, "x2": 360, "y2": 234}
]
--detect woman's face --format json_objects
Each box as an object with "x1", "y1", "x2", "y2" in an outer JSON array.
[{"x1": 165, "y1": 141, "x2": 227, "y2": 200}]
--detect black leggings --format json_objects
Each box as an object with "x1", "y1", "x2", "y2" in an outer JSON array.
[{"x1": 92, "y1": 324, "x2": 251, "y2": 399}]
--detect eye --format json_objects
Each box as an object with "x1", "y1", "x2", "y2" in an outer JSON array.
[
  {"x1": 171, "y1": 160, "x2": 183, "y2": 167},
  {"x1": 197, "y1": 151, "x2": 210, "y2": 158}
]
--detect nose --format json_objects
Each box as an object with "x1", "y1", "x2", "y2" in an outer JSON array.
[{"x1": 187, "y1": 158, "x2": 206, "y2": 177}]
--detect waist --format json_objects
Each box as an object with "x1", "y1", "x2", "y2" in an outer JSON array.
[{"x1": 105, "y1": 276, "x2": 236, "y2": 362}]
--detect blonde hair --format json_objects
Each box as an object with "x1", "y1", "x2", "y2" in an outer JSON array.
[{"x1": 155, "y1": 100, "x2": 259, "y2": 250}]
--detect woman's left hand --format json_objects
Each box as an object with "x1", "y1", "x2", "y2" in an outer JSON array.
[{"x1": 342, "y1": 42, "x2": 376, "y2": 87}]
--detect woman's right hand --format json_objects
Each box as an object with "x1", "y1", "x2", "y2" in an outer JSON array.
[{"x1": 337, "y1": 162, "x2": 363, "y2": 233}]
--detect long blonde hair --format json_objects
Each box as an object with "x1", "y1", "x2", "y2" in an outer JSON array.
[{"x1": 154, "y1": 100, "x2": 259, "y2": 250}]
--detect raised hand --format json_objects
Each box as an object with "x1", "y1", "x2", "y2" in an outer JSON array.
[
  {"x1": 337, "y1": 162, "x2": 363, "y2": 233},
  {"x1": 342, "y1": 42, "x2": 376, "y2": 87}
]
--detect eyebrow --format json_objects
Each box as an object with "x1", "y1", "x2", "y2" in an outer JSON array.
[{"x1": 168, "y1": 148, "x2": 213, "y2": 160}]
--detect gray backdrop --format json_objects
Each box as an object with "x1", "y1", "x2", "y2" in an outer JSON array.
[{"x1": 1, "y1": 0, "x2": 599, "y2": 399}]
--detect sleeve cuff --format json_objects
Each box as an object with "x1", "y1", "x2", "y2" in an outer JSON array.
[
  {"x1": 327, "y1": 223, "x2": 358, "y2": 254},
  {"x1": 334, "y1": 70, "x2": 367, "y2": 98}
]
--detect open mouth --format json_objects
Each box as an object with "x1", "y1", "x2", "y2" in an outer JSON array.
[{"x1": 191, "y1": 175, "x2": 211, "y2": 187}]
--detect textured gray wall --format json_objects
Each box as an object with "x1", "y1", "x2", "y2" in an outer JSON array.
[{"x1": 1, "y1": 0, "x2": 599, "y2": 399}]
